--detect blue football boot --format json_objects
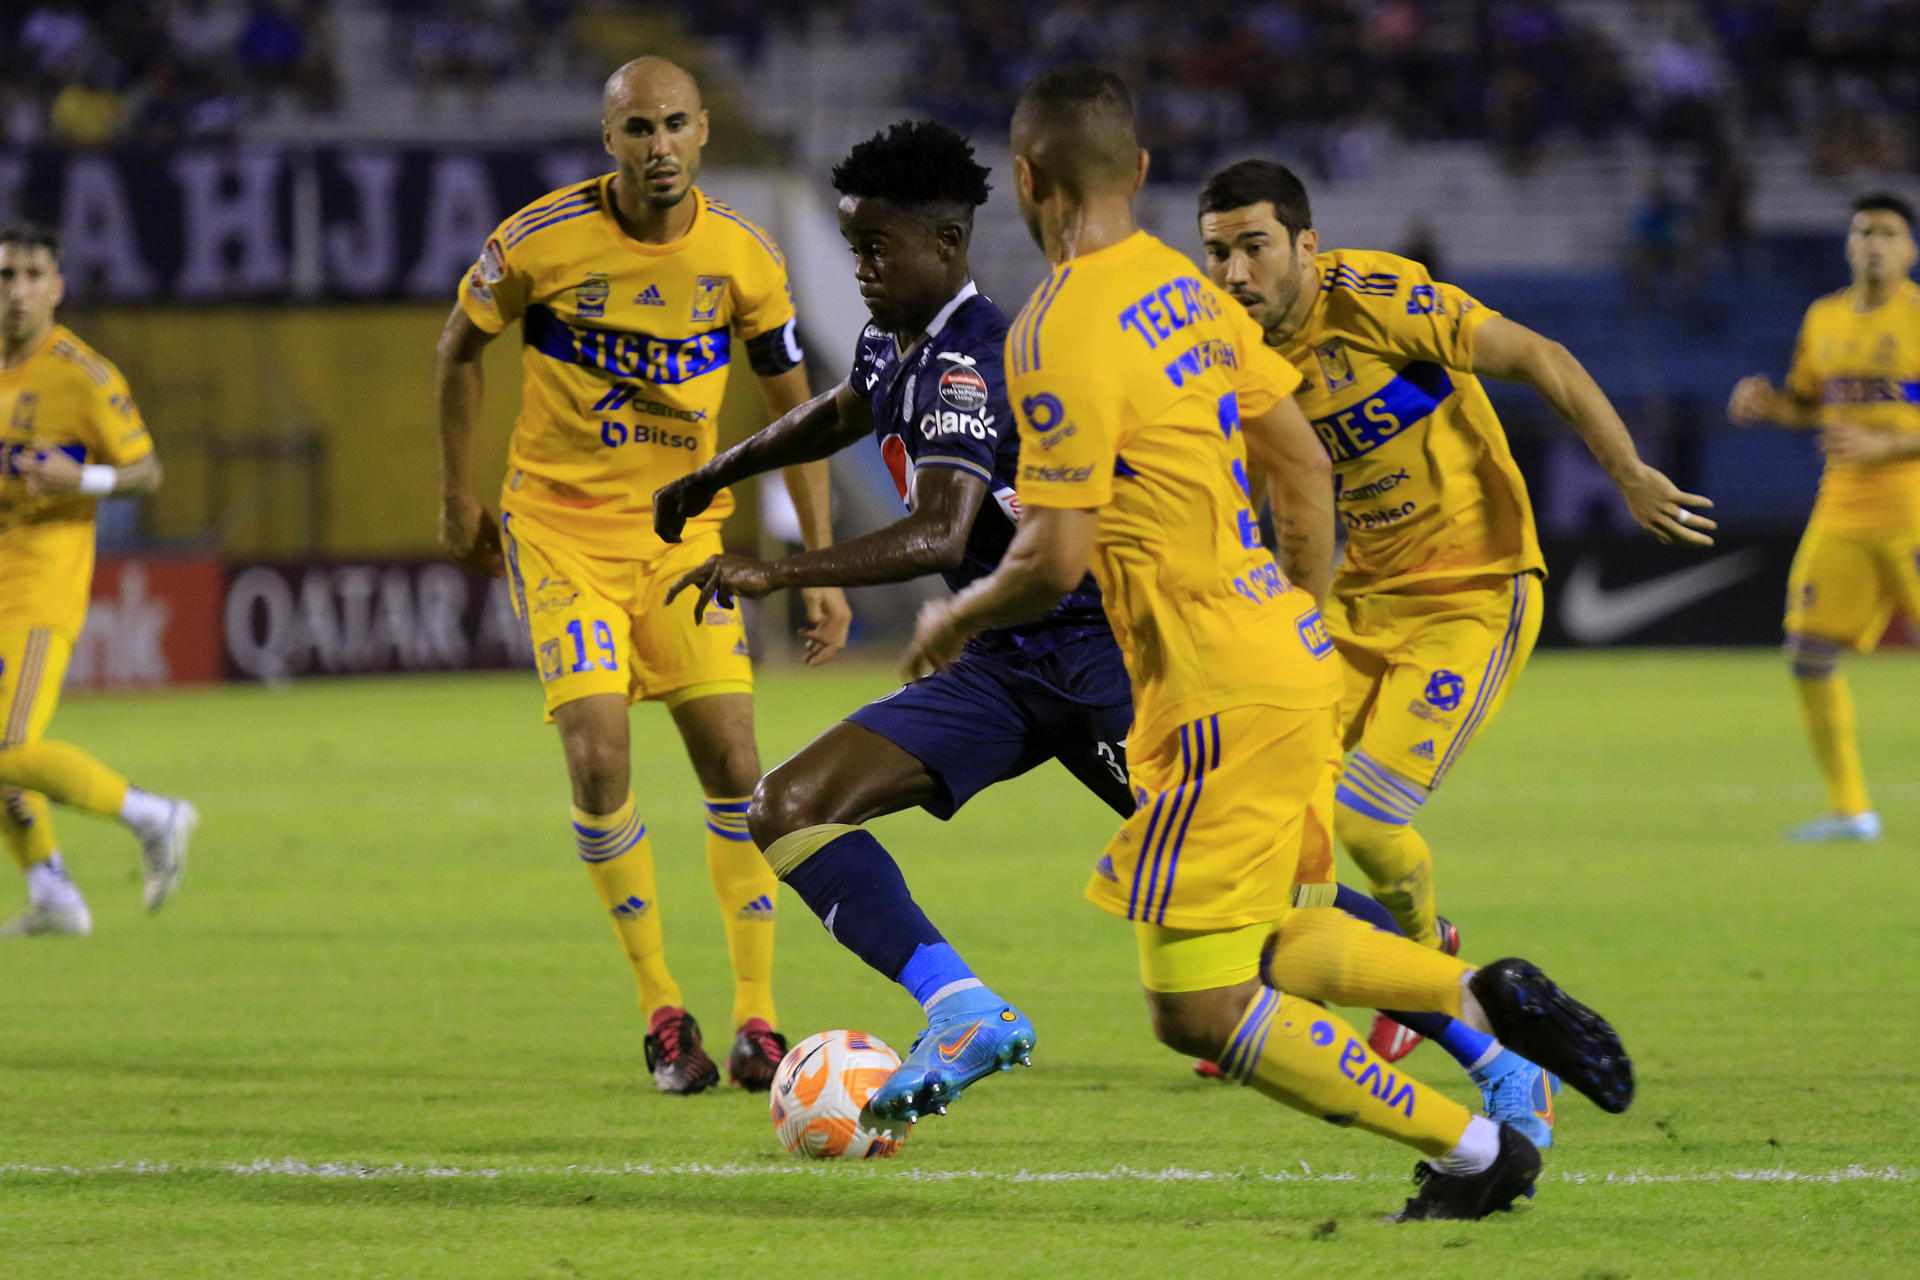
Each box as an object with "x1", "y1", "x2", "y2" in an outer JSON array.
[
  {"x1": 1785, "y1": 811, "x2": 1880, "y2": 843},
  {"x1": 868, "y1": 988, "x2": 1035, "y2": 1122},
  {"x1": 1471, "y1": 1048, "x2": 1557, "y2": 1150}
]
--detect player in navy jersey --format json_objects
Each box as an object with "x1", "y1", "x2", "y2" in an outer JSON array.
[{"x1": 653, "y1": 120, "x2": 1555, "y2": 1138}]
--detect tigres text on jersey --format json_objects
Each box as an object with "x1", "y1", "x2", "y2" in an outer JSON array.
[
  {"x1": 0, "y1": 324, "x2": 153, "y2": 639},
  {"x1": 1006, "y1": 230, "x2": 1342, "y2": 749},
  {"x1": 458, "y1": 177, "x2": 803, "y2": 559},
  {"x1": 1276, "y1": 248, "x2": 1544, "y2": 593}
]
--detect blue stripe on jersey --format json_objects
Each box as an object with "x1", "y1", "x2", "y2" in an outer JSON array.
[
  {"x1": 703, "y1": 201, "x2": 781, "y2": 263},
  {"x1": 523, "y1": 305, "x2": 730, "y2": 384},
  {"x1": 507, "y1": 202, "x2": 598, "y2": 248},
  {"x1": 1434, "y1": 575, "x2": 1529, "y2": 784},
  {"x1": 1026, "y1": 267, "x2": 1072, "y2": 372},
  {"x1": 1011, "y1": 269, "x2": 1069, "y2": 375},
  {"x1": 506, "y1": 186, "x2": 597, "y2": 236},
  {"x1": 1324, "y1": 266, "x2": 1399, "y2": 295},
  {"x1": 1308, "y1": 361, "x2": 1454, "y2": 463}
]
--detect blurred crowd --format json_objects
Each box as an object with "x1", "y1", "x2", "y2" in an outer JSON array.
[
  {"x1": 0, "y1": 0, "x2": 589, "y2": 147},
  {"x1": 889, "y1": 0, "x2": 1920, "y2": 182}
]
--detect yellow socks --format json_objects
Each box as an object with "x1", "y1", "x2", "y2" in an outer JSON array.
[
  {"x1": 1337, "y1": 808, "x2": 1438, "y2": 947},
  {"x1": 0, "y1": 741, "x2": 130, "y2": 819},
  {"x1": 2, "y1": 789, "x2": 57, "y2": 871},
  {"x1": 573, "y1": 796, "x2": 683, "y2": 1017},
  {"x1": 1218, "y1": 987, "x2": 1473, "y2": 1157},
  {"x1": 705, "y1": 796, "x2": 777, "y2": 1030},
  {"x1": 1795, "y1": 674, "x2": 1871, "y2": 816},
  {"x1": 1263, "y1": 906, "x2": 1469, "y2": 1015}
]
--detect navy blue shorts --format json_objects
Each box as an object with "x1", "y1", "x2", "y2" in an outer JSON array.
[{"x1": 847, "y1": 633, "x2": 1136, "y2": 821}]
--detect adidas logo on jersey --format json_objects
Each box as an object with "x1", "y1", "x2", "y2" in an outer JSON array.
[
  {"x1": 736, "y1": 895, "x2": 776, "y2": 921},
  {"x1": 612, "y1": 895, "x2": 652, "y2": 920},
  {"x1": 1411, "y1": 740, "x2": 1436, "y2": 761},
  {"x1": 634, "y1": 284, "x2": 665, "y2": 306}
]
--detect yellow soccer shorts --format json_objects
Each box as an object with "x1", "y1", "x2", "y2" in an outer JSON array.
[
  {"x1": 1326, "y1": 571, "x2": 1542, "y2": 791},
  {"x1": 1090, "y1": 702, "x2": 1337, "y2": 948},
  {"x1": 500, "y1": 515, "x2": 752, "y2": 721},
  {"x1": 1, "y1": 628, "x2": 71, "y2": 749},
  {"x1": 1784, "y1": 518, "x2": 1920, "y2": 652}
]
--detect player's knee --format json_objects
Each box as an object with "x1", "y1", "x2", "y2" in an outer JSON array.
[
  {"x1": 747, "y1": 762, "x2": 835, "y2": 849},
  {"x1": 1785, "y1": 632, "x2": 1840, "y2": 679},
  {"x1": 1145, "y1": 990, "x2": 1241, "y2": 1060},
  {"x1": 562, "y1": 739, "x2": 628, "y2": 814}
]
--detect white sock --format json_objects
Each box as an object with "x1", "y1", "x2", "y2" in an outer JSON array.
[
  {"x1": 1468, "y1": 1041, "x2": 1504, "y2": 1073},
  {"x1": 1428, "y1": 1114, "x2": 1500, "y2": 1177},
  {"x1": 26, "y1": 855, "x2": 83, "y2": 908},
  {"x1": 922, "y1": 978, "x2": 984, "y2": 1013},
  {"x1": 119, "y1": 786, "x2": 172, "y2": 835}
]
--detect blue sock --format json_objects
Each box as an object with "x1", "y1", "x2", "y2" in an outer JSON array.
[
  {"x1": 1334, "y1": 883, "x2": 1494, "y2": 1070},
  {"x1": 780, "y1": 829, "x2": 981, "y2": 1012}
]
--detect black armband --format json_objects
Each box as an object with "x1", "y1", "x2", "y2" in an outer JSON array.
[{"x1": 745, "y1": 318, "x2": 805, "y2": 376}]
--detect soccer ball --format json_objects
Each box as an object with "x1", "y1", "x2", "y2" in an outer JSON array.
[{"x1": 769, "y1": 1029, "x2": 912, "y2": 1159}]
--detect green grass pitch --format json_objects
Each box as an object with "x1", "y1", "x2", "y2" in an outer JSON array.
[{"x1": 3, "y1": 650, "x2": 1916, "y2": 1278}]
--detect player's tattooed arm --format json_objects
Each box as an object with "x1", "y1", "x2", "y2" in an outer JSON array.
[
  {"x1": 666, "y1": 466, "x2": 987, "y2": 608},
  {"x1": 653, "y1": 381, "x2": 871, "y2": 544},
  {"x1": 17, "y1": 448, "x2": 161, "y2": 495},
  {"x1": 1474, "y1": 314, "x2": 1717, "y2": 548},
  {"x1": 900, "y1": 506, "x2": 1098, "y2": 679},
  {"x1": 434, "y1": 305, "x2": 505, "y2": 577},
  {"x1": 1242, "y1": 395, "x2": 1335, "y2": 603}
]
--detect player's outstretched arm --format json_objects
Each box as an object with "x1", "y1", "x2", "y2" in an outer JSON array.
[
  {"x1": 434, "y1": 305, "x2": 504, "y2": 577},
  {"x1": 900, "y1": 505, "x2": 1098, "y2": 679},
  {"x1": 665, "y1": 465, "x2": 988, "y2": 616},
  {"x1": 1473, "y1": 314, "x2": 1716, "y2": 547},
  {"x1": 653, "y1": 380, "x2": 870, "y2": 544},
  {"x1": 1728, "y1": 374, "x2": 1820, "y2": 430},
  {"x1": 1242, "y1": 396, "x2": 1335, "y2": 603},
  {"x1": 755, "y1": 364, "x2": 854, "y2": 663},
  {"x1": 18, "y1": 448, "x2": 161, "y2": 496}
]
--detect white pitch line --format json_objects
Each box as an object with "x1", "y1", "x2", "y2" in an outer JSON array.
[{"x1": 0, "y1": 1160, "x2": 1908, "y2": 1187}]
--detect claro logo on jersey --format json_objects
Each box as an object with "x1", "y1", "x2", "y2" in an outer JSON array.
[{"x1": 919, "y1": 410, "x2": 996, "y2": 441}]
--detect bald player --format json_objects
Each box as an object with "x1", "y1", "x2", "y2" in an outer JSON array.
[
  {"x1": 900, "y1": 65, "x2": 1634, "y2": 1220},
  {"x1": 436, "y1": 56, "x2": 851, "y2": 1095}
]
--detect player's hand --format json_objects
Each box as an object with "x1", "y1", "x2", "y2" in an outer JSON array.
[
  {"x1": 1618, "y1": 462, "x2": 1716, "y2": 547},
  {"x1": 666, "y1": 553, "x2": 776, "y2": 623},
  {"x1": 652, "y1": 474, "x2": 717, "y2": 544},
  {"x1": 1820, "y1": 420, "x2": 1896, "y2": 466},
  {"x1": 440, "y1": 490, "x2": 505, "y2": 578},
  {"x1": 16, "y1": 445, "x2": 83, "y2": 496},
  {"x1": 1727, "y1": 375, "x2": 1776, "y2": 426},
  {"x1": 900, "y1": 597, "x2": 974, "y2": 681},
  {"x1": 798, "y1": 586, "x2": 851, "y2": 667}
]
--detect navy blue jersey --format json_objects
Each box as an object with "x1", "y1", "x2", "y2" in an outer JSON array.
[{"x1": 849, "y1": 283, "x2": 1108, "y2": 658}]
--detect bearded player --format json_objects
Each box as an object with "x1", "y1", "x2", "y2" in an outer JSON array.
[
  {"x1": 435, "y1": 58, "x2": 850, "y2": 1094},
  {"x1": 901, "y1": 67, "x2": 1633, "y2": 1220},
  {"x1": 0, "y1": 222, "x2": 197, "y2": 938},
  {"x1": 1729, "y1": 194, "x2": 1920, "y2": 843},
  {"x1": 1195, "y1": 159, "x2": 1710, "y2": 1063}
]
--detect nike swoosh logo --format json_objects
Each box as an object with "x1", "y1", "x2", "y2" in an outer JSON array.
[
  {"x1": 1559, "y1": 550, "x2": 1769, "y2": 645},
  {"x1": 937, "y1": 1021, "x2": 984, "y2": 1062}
]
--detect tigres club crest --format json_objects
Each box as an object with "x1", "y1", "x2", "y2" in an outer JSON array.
[
  {"x1": 1314, "y1": 339, "x2": 1356, "y2": 393},
  {"x1": 691, "y1": 275, "x2": 726, "y2": 323}
]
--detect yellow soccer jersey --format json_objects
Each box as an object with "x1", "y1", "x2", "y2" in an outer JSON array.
[
  {"x1": 1785, "y1": 280, "x2": 1920, "y2": 537},
  {"x1": 0, "y1": 324, "x2": 152, "y2": 639},
  {"x1": 1276, "y1": 249, "x2": 1543, "y2": 594},
  {"x1": 459, "y1": 178, "x2": 801, "y2": 559},
  {"x1": 1008, "y1": 231, "x2": 1342, "y2": 748}
]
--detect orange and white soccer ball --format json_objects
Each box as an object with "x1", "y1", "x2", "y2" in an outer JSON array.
[{"x1": 769, "y1": 1029, "x2": 912, "y2": 1159}]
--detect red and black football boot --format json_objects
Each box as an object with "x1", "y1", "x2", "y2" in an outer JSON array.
[
  {"x1": 1368, "y1": 915, "x2": 1461, "y2": 1063},
  {"x1": 728, "y1": 1018, "x2": 788, "y2": 1091},
  {"x1": 645, "y1": 1006, "x2": 720, "y2": 1095}
]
